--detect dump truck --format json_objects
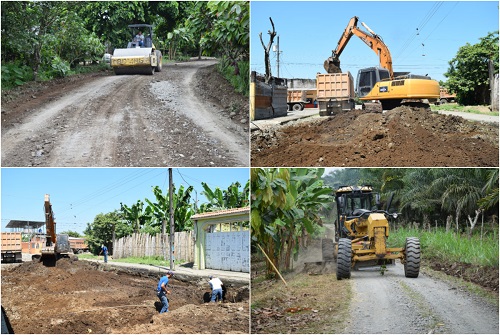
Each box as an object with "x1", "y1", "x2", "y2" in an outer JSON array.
[
  {"x1": 322, "y1": 185, "x2": 421, "y2": 279},
  {"x1": 316, "y1": 72, "x2": 355, "y2": 116},
  {"x1": 111, "y1": 24, "x2": 163, "y2": 75},
  {"x1": 437, "y1": 87, "x2": 457, "y2": 105},
  {"x1": 1, "y1": 232, "x2": 22, "y2": 263},
  {"x1": 287, "y1": 89, "x2": 317, "y2": 111},
  {"x1": 40, "y1": 194, "x2": 73, "y2": 266},
  {"x1": 69, "y1": 237, "x2": 89, "y2": 254},
  {"x1": 324, "y1": 16, "x2": 439, "y2": 111}
]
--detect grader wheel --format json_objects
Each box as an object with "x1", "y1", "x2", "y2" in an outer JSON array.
[
  {"x1": 404, "y1": 237, "x2": 421, "y2": 278},
  {"x1": 336, "y1": 238, "x2": 352, "y2": 280}
]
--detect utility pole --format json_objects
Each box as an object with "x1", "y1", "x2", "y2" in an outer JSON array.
[
  {"x1": 169, "y1": 168, "x2": 175, "y2": 270},
  {"x1": 276, "y1": 35, "x2": 281, "y2": 78}
]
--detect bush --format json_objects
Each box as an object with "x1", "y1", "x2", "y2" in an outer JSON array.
[
  {"x1": 1, "y1": 63, "x2": 33, "y2": 89},
  {"x1": 217, "y1": 57, "x2": 249, "y2": 96}
]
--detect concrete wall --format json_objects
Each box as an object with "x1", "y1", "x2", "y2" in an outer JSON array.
[
  {"x1": 205, "y1": 231, "x2": 249, "y2": 272},
  {"x1": 286, "y1": 78, "x2": 316, "y2": 90},
  {"x1": 250, "y1": 72, "x2": 288, "y2": 120},
  {"x1": 492, "y1": 73, "x2": 499, "y2": 111}
]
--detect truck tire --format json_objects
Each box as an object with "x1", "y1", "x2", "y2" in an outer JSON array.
[
  {"x1": 322, "y1": 238, "x2": 335, "y2": 261},
  {"x1": 336, "y1": 238, "x2": 352, "y2": 280},
  {"x1": 155, "y1": 50, "x2": 163, "y2": 72},
  {"x1": 292, "y1": 103, "x2": 302, "y2": 111},
  {"x1": 404, "y1": 237, "x2": 421, "y2": 278},
  {"x1": 440, "y1": 98, "x2": 447, "y2": 105}
]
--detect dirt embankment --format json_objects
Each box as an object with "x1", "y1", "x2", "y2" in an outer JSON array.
[
  {"x1": 251, "y1": 106, "x2": 499, "y2": 167},
  {"x1": 1, "y1": 259, "x2": 249, "y2": 334},
  {"x1": 1, "y1": 60, "x2": 249, "y2": 167}
]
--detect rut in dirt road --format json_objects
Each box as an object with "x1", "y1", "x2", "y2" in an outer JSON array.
[
  {"x1": 344, "y1": 262, "x2": 499, "y2": 334},
  {"x1": 1, "y1": 59, "x2": 248, "y2": 167}
]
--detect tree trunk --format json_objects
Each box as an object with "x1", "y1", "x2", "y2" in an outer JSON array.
[
  {"x1": 445, "y1": 215, "x2": 453, "y2": 233},
  {"x1": 466, "y1": 209, "x2": 482, "y2": 239},
  {"x1": 259, "y1": 17, "x2": 276, "y2": 84}
]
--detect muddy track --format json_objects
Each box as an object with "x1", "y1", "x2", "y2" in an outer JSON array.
[
  {"x1": 1, "y1": 60, "x2": 249, "y2": 167},
  {"x1": 344, "y1": 262, "x2": 499, "y2": 334}
]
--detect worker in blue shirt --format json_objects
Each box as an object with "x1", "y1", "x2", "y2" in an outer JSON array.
[
  {"x1": 157, "y1": 271, "x2": 174, "y2": 313},
  {"x1": 99, "y1": 244, "x2": 108, "y2": 263}
]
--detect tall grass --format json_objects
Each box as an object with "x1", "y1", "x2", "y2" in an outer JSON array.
[{"x1": 388, "y1": 228, "x2": 499, "y2": 267}]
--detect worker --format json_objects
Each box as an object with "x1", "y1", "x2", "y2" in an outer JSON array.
[
  {"x1": 157, "y1": 271, "x2": 174, "y2": 313},
  {"x1": 99, "y1": 244, "x2": 108, "y2": 263},
  {"x1": 135, "y1": 31, "x2": 144, "y2": 47},
  {"x1": 208, "y1": 275, "x2": 224, "y2": 303}
]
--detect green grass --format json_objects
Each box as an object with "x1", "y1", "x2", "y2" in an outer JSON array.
[
  {"x1": 388, "y1": 227, "x2": 499, "y2": 267},
  {"x1": 430, "y1": 102, "x2": 499, "y2": 116},
  {"x1": 77, "y1": 253, "x2": 185, "y2": 267}
]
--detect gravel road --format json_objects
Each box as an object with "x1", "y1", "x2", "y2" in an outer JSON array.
[
  {"x1": 344, "y1": 262, "x2": 499, "y2": 334},
  {"x1": 1, "y1": 60, "x2": 248, "y2": 167}
]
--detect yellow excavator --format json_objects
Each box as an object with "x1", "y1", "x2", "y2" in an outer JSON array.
[
  {"x1": 40, "y1": 194, "x2": 73, "y2": 266},
  {"x1": 324, "y1": 16, "x2": 439, "y2": 110},
  {"x1": 111, "y1": 24, "x2": 163, "y2": 75}
]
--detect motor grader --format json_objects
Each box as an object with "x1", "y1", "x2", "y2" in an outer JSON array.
[{"x1": 322, "y1": 185, "x2": 421, "y2": 279}]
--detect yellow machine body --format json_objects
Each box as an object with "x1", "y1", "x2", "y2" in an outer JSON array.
[{"x1": 361, "y1": 78, "x2": 440, "y2": 101}]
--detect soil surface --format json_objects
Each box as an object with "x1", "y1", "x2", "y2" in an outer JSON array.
[
  {"x1": 1, "y1": 59, "x2": 249, "y2": 167},
  {"x1": 251, "y1": 106, "x2": 499, "y2": 167},
  {"x1": 1, "y1": 259, "x2": 249, "y2": 334}
]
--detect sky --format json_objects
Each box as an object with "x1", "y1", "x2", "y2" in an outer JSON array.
[
  {"x1": 1, "y1": 168, "x2": 249, "y2": 235},
  {"x1": 251, "y1": 1, "x2": 499, "y2": 82}
]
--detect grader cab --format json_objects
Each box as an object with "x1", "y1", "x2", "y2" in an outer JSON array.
[{"x1": 322, "y1": 186, "x2": 421, "y2": 280}]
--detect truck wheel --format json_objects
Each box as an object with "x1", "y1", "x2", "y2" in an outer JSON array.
[
  {"x1": 440, "y1": 98, "x2": 447, "y2": 105},
  {"x1": 337, "y1": 238, "x2": 352, "y2": 280},
  {"x1": 322, "y1": 238, "x2": 335, "y2": 261},
  {"x1": 292, "y1": 103, "x2": 302, "y2": 111},
  {"x1": 155, "y1": 50, "x2": 163, "y2": 72},
  {"x1": 404, "y1": 237, "x2": 421, "y2": 278}
]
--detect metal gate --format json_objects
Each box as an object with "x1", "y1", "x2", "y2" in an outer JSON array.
[{"x1": 205, "y1": 231, "x2": 249, "y2": 272}]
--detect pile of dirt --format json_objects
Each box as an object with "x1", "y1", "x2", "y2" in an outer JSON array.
[
  {"x1": 427, "y1": 259, "x2": 499, "y2": 293},
  {"x1": 251, "y1": 106, "x2": 499, "y2": 167},
  {"x1": 1, "y1": 259, "x2": 249, "y2": 334}
]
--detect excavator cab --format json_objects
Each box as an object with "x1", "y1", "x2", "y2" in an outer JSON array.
[{"x1": 356, "y1": 67, "x2": 391, "y2": 98}]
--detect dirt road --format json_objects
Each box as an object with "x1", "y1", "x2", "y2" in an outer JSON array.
[
  {"x1": 344, "y1": 262, "x2": 499, "y2": 334},
  {"x1": 1, "y1": 60, "x2": 249, "y2": 167}
]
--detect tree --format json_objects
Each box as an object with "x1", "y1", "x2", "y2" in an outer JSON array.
[
  {"x1": 251, "y1": 168, "x2": 333, "y2": 275},
  {"x1": 199, "y1": 180, "x2": 249, "y2": 212},
  {"x1": 83, "y1": 211, "x2": 127, "y2": 254},
  {"x1": 444, "y1": 31, "x2": 499, "y2": 105},
  {"x1": 259, "y1": 17, "x2": 277, "y2": 84},
  {"x1": 59, "y1": 230, "x2": 82, "y2": 238},
  {"x1": 120, "y1": 200, "x2": 150, "y2": 233},
  {"x1": 145, "y1": 185, "x2": 195, "y2": 233}
]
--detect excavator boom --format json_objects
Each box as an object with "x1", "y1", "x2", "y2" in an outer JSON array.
[{"x1": 325, "y1": 16, "x2": 393, "y2": 78}]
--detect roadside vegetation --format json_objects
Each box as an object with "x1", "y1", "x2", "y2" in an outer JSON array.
[
  {"x1": 430, "y1": 102, "x2": 499, "y2": 116},
  {"x1": 1, "y1": 1, "x2": 248, "y2": 95}
]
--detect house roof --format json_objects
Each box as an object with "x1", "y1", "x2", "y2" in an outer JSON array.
[{"x1": 191, "y1": 207, "x2": 250, "y2": 220}]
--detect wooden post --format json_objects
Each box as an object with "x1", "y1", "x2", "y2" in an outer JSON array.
[
  {"x1": 169, "y1": 168, "x2": 175, "y2": 270},
  {"x1": 257, "y1": 244, "x2": 288, "y2": 287}
]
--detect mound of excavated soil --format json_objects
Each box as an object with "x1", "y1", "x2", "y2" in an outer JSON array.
[
  {"x1": 1, "y1": 259, "x2": 249, "y2": 334},
  {"x1": 251, "y1": 106, "x2": 499, "y2": 167}
]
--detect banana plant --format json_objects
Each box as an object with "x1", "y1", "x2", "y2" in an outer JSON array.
[{"x1": 120, "y1": 200, "x2": 150, "y2": 233}]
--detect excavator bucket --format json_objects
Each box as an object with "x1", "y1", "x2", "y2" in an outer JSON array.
[
  {"x1": 324, "y1": 57, "x2": 342, "y2": 74},
  {"x1": 111, "y1": 47, "x2": 155, "y2": 75}
]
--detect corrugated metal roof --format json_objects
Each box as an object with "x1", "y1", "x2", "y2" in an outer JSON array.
[
  {"x1": 191, "y1": 207, "x2": 250, "y2": 220},
  {"x1": 6, "y1": 220, "x2": 45, "y2": 229}
]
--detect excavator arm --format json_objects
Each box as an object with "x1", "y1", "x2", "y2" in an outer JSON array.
[
  {"x1": 44, "y1": 194, "x2": 56, "y2": 247},
  {"x1": 325, "y1": 16, "x2": 394, "y2": 79}
]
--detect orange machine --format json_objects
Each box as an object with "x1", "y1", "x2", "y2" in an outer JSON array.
[
  {"x1": 324, "y1": 16, "x2": 439, "y2": 110},
  {"x1": 40, "y1": 194, "x2": 72, "y2": 265}
]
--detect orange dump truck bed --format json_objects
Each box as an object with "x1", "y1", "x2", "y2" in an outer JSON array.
[{"x1": 1, "y1": 232, "x2": 23, "y2": 262}]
